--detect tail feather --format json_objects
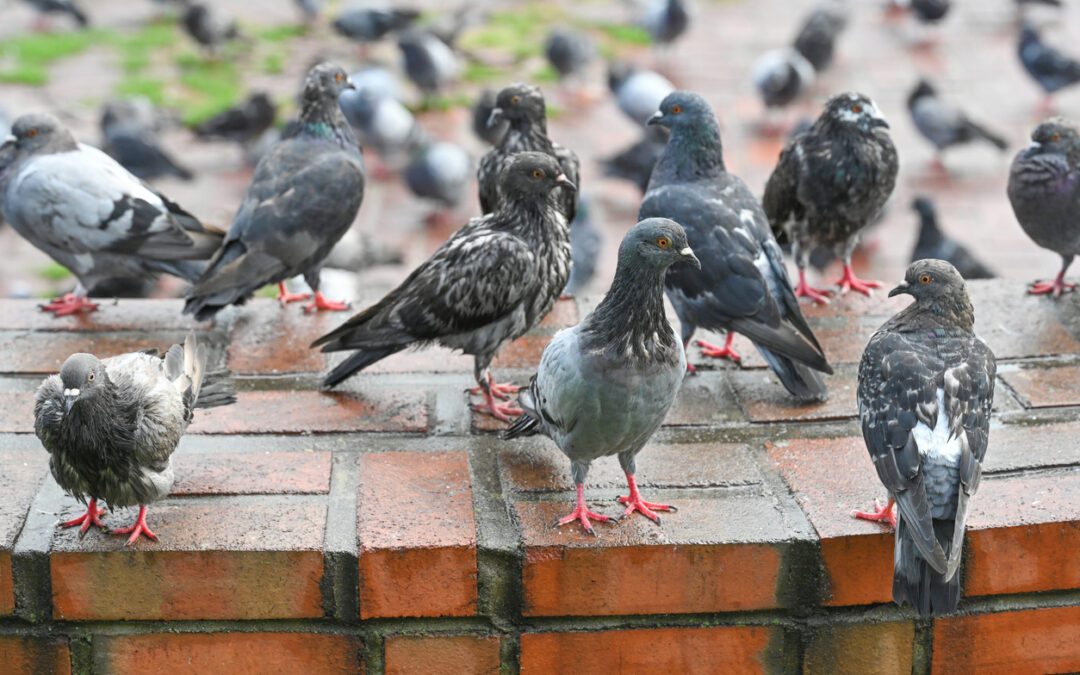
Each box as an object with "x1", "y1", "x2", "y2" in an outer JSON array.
[
  {"x1": 502, "y1": 412, "x2": 540, "y2": 440},
  {"x1": 965, "y1": 120, "x2": 1008, "y2": 151},
  {"x1": 893, "y1": 517, "x2": 962, "y2": 617},
  {"x1": 322, "y1": 347, "x2": 402, "y2": 389},
  {"x1": 730, "y1": 317, "x2": 833, "y2": 375},
  {"x1": 194, "y1": 369, "x2": 237, "y2": 409},
  {"x1": 756, "y1": 345, "x2": 829, "y2": 402}
]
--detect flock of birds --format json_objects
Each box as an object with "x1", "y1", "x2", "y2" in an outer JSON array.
[{"x1": 3, "y1": 0, "x2": 1080, "y2": 623}]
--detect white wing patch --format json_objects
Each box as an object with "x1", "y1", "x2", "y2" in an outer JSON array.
[{"x1": 912, "y1": 388, "x2": 962, "y2": 465}]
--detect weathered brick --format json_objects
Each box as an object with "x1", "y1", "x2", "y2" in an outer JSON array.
[
  {"x1": 0, "y1": 299, "x2": 198, "y2": 333},
  {"x1": 0, "y1": 391, "x2": 32, "y2": 433},
  {"x1": 357, "y1": 451, "x2": 477, "y2": 618},
  {"x1": 932, "y1": 606, "x2": 1080, "y2": 674},
  {"x1": 803, "y1": 621, "x2": 914, "y2": 675},
  {"x1": 999, "y1": 365, "x2": 1080, "y2": 409},
  {"x1": 982, "y1": 422, "x2": 1080, "y2": 473},
  {"x1": 96, "y1": 632, "x2": 362, "y2": 675},
  {"x1": 171, "y1": 450, "x2": 332, "y2": 495},
  {"x1": 384, "y1": 635, "x2": 500, "y2": 675},
  {"x1": 227, "y1": 302, "x2": 344, "y2": 374},
  {"x1": 731, "y1": 369, "x2": 858, "y2": 423},
  {"x1": 0, "y1": 450, "x2": 50, "y2": 615},
  {"x1": 190, "y1": 390, "x2": 429, "y2": 434},
  {"x1": 0, "y1": 331, "x2": 194, "y2": 375},
  {"x1": 968, "y1": 283, "x2": 1080, "y2": 360},
  {"x1": 0, "y1": 636, "x2": 70, "y2": 675},
  {"x1": 490, "y1": 333, "x2": 552, "y2": 370}
]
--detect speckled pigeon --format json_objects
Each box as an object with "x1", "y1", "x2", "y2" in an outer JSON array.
[
  {"x1": 608, "y1": 61, "x2": 675, "y2": 127},
  {"x1": 855, "y1": 260, "x2": 995, "y2": 616},
  {"x1": 2, "y1": 113, "x2": 221, "y2": 316},
  {"x1": 793, "y1": 3, "x2": 848, "y2": 72},
  {"x1": 101, "y1": 99, "x2": 192, "y2": 181},
  {"x1": 184, "y1": 63, "x2": 364, "y2": 320},
  {"x1": 907, "y1": 80, "x2": 1007, "y2": 165},
  {"x1": 478, "y1": 84, "x2": 580, "y2": 222},
  {"x1": 911, "y1": 197, "x2": 994, "y2": 280},
  {"x1": 1018, "y1": 24, "x2": 1080, "y2": 109},
  {"x1": 312, "y1": 153, "x2": 575, "y2": 422},
  {"x1": 35, "y1": 333, "x2": 235, "y2": 544},
  {"x1": 1007, "y1": 118, "x2": 1080, "y2": 297},
  {"x1": 195, "y1": 92, "x2": 276, "y2": 145},
  {"x1": 641, "y1": 91, "x2": 832, "y2": 399},
  {"x1": 403, "y1": 140, "x2": 472, "y2": 226},
  {"x1": 503, "y1": 218, "x2": 699, "y2": 535},
  {"x1": 764, "y1": 92, "x2": 898, "y2": 303}
]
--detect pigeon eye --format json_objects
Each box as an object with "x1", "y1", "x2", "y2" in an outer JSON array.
[
  {"x1": 671, "y1": 105, "x2": 682, "y2": 114},
  {"x1": 1051, "y1": 133, "x2": 1062, "y2": 142},
  {"x1": 335, "y1": 73, "x2": 344, "y2": 83},
  {"x1": 87, "y1": 372, "x2": 95, "y2": 382},
  {"x1": 851, "y1": 104, "x2": 863, "y2": 114},
  {"x1": 919, "y1": 274, "x2": 932, "y2": 284},
  {"x1": 27, "y1": 128, "x2": 38, "y2": 138},
  {"x1": 656, "y1": 237, "x2": 671, "y2": 249},
  {"x1": 531, "y1": 169, "x2": 544, "y2": 178},
  {"x1": 511, "y1": 95, "x2": 520, "y2": 106}
]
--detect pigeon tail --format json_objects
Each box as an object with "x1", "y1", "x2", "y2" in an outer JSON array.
[
  {"x1": 964, "y1": 120, "x2": 1008, "y2": 151},
  {"x1": 194, "y1": 369, "x2": 236, "y2": 409},
  {"x1": 322, "y1": 347, "x2": 403, "y2": 389},
  {"x1": 756, "y1": 345, "x2": 829, "y2": 402},
  {"x1": 728, "y1": 317, "x2": 833, "y2": 375},
  {"x1": 893, "y1": 516, "x2": 961, "y2": 617}
]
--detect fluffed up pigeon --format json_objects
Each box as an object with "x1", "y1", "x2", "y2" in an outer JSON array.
[
  {"x1": 2, "y1": 113, "x2": 222, "y2": 316},
  {"x1": 600, "y1": 127, "x2": 667, "y2": 195},
  {"x1": 194, "y1": 92, "x2": 276, "y2": 145},
  {"x1": 182, "y1": 2, "x2": 239, "y2": 53},
  {"x1": 473, "y1": 89, "x2": 509, "y2": 147},
  {"x1": 404, "y1": 140, "x2": 472, "y2": 226},
  {"x1": 752, "y1": 47, "x2": 816, "y2": 110},
  {"x1": 339, "y1": 88, "x2": 427, "y2": 176},
  {"x1": 397, "y1": 28, "x2": 461, "y2": 98},
  {"x1": 640, "y1": 0, "x2": 690, "y2": 49},
  {"x1": 503, "y1": 218, "x2": 699, "y2": 535},
  {"x1": 101, "y1": 99, "x2": 193, "y2": 181},
  {"x1": 641, "y1": 91, "x2": 833, "y2": 400},
  {"x1": 907, "y1": 80, "x2": 1007, "y2": 166},
  {"x1": 1007, "y1": 118, "x2": 1080, "y2": 297},
  {"x1": 22, "y1": 0, "x2": 88, "y2": 28},
  {"x1": 311, "y1": 153, "x2": 575, "y2": 422},
  {"x1": 911, "y1": 197, "x2": 995, "y2": 279},
  {"x1": 793, "y1": 3, "x2": 848, "y2": 72},
  {"x1": 35, "y1": 333, "x2": 236, "y2": 544},
  {"x1": 1018, "y1": 24, "x2": 1080, "y2": 109},
  {"x1": 333, "y1": 6, "x2": 419, "y2": 44},
  {"x1": 184, "y1": 63, "x2": 364, "y2": 320},
  {"x1": 565, "y1": 196, "x2": 601, "y2": 297},
  {"x1": 764, "y1": 92, "x2": 898, "y2": 303},
  {"x1": 855, "y1": 259, "x2": 995, "y2": 617},
  {"x1": 608, "y1": 61, "x2": 675, "y2": 127}
]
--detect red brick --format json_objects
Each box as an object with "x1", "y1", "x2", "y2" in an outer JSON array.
[
  {"x1": 0, "y1": 636, "x2": 70, "y2": 675},
  {"x1": 384, "y1": 635, "x2": 500, "y2": 675},
  {"x1": 359, "y1": 345, "x2": 472, "y2": 374},
  {"x1": 734, "y1": 369, "x2": 857, "y2": 424},
  {"x1": 227, "y1": 302, "x2": 345, "y2": 374},
  {"x1": 96, "y1": 632, "x2": 361, "y2": 675},
  {"x1": 662, "y1": 373, "x2": 749, "y2": 426},
  {"x1": 999, "y1": 365, "x2": 1080, "y2": 409},
  {"x1": 968, "y1": 283, "x2": 1080, "y2": 360},
  {"x1": 171, "y1": 450, "x2": 332, "y2": 495},
  {"x1": 932, "y1": 606, "x2": 1080, "y2": 675},
  {"x1": 0, "y1": 331, "x2": 195, "y2": 375},
  {"x1": 357, "y1": 451, "x2": 477, "y2": 618},
  {"x1": 803, "y1": 622, "x2": 914, "y2": 675},
  {"x1": 50, "y1": 498, "x2": 326, "y2": 620},
  {"x1": 982, "y1": 422, "x2": 1080, "y2": 473},
  {"x1": 190, "y1": 390, "x2": 429, "y2": 434},
  {"x1": 0, "y1": 450, "x2": 50, "y2": 615},
  {"x1": 536, "y1": 298, "x2": 579, "y2": 330},
  {"x1": 520, "y1": 626, "x2": 772, "y2": 674},
  {"x1": 491, "y1": 333, "x2": 552, "y2": 370},
  {"x1": 0, "y1": 299, "x2": 199, "y2": 332}
]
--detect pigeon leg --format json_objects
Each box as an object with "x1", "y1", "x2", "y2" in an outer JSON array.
[
  {"x1": 40, "y1": 293, "x2": 100, "y2": 317},
  {"x1": 469, "y1": 371, "x2": 523, "y2": 422},
  {"x1": 277, "y1": 282, "x2": 312, "y2": 305},
  {"x1": 556, "y1": 484, "x2": 613, "y2": 536},
  {"x1": 468, "y1": 370, "x2": 520, "y2": 400},
  {"x1": 852, "y1": 498, "x2": 897, "y2": 528},
  {"x1": 110, "y1": 505, "x2": 158, "y2": 545},
  {"x1": 617, "y1": 473, "x2": 676, "y2": 524},
  {"x1": 60, "y1": 497, "x2": 107, "y2": 535},
  {"x1": 835, "y1": 264, "x2": 883, "y2": 296},
  {"x1": 302, "y1": 292, "x2": 351, "y2": 313},
  {"x1": 695, "y1": 332, "x2": 742, "y2": 363},
  {"x1": 1028, "y1": 266, "x2": 1077, "y2": 297},
  {"x1": 793, "y1": 268, "x2": 833, "y2": 304}
]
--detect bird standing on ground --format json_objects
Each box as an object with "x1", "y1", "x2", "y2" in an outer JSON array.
[
  {"x1": 752, "y1": 48, "x2": 816, "y2": 112},
  {"x1": 333, "y1": 6, "x2": 419, "y2": 46},
  {"x1": 182, "y1": 2, "x2": 239, "y2": 53},
  {"x1": 600, "y1": 128, "x2": 667, "y2": 195},
  {"x1": 793, "y1": 3, "x2": 848, "y2": 73},
  {"x1": 608, "y1": 61, "x2": 675, "y2": 127},
  {"x1": 764, "y1": 92, "x2": 898, "y2": 303},
  {"x1": 397, "y1": 29, "x2": 461, "y2": 99},
  {"x1": 504, "y1": 219, "x2": 699, "y2": 534},
  {"x1": 339, "y1": 88, "x2": 427, "y2": 178},
  {"x1": 1018, "y1": 24, "x2": 1080, "y2": 110},
  {"x1": 22, "y1": 0, "x2": 88, "y2": 28},
  {"x1": 640, "y1": 92, "x2": 833, "y2": 399},
  {"x1": 640, "y1": 0, "x2": 690, "y2": 50},
  {"x1": 312, "y1": 153, "x2": 575, "y2": 422},
  {"x1": 184, "y1": 63, "x2": 364, "y2": 320},
  {"x1": 101, "y1": 99, "x2": 193, "y2": 181},
  {"x1": 34, "y1": 334, "x2": 235, "y2": 544},
  {"x1": 855, "y1": 260, "x2": 995, "y2": 616},
  {"x1": 1007, "y1": 118, "x2": 1080, "y2": 297},
  {"x1": 544, "y1": 28, "x2": 595, "y2": 100},
  {"x1": 194, "y1": 92, "x2": 276, "y2": 145},
  {"x1": 403, "y1": 140, "x2": 472, "y2": 227},
  {"x1": 911, "y1": 197, "x2": 995, "y2": 279},
  {"x1": 2, "y1": 113, "x2": 221, "y2": 316},
  {"x1": 907, "y1": 80, "x2": 1007, "y2": 167}
]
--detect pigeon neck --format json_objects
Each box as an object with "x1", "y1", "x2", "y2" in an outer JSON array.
[
  {"x1": 504, "y1": 116, "x2": 551, "y2": 150},
  {"x1": 581, "y1": 259, "x2": 679, "y2": 366},
  {"x1": 656, "y1": 123, "x2": 726, "y2": 180},
  {"x1": 915, "y1": 210, "x2": 943, "y2": 249},
  {"x1": 893, "y1": 295, "x2": 975, "y2": 333},
  {"x1": 297, "y1": 96, "x2": 359, "y2": 150}
]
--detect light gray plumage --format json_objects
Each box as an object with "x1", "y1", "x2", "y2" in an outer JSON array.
[
  {"x1": 907, "y1": 80, "x2": 1007, "y2": 158},
  {"x1": 340, "y1": 88, "x2": 427, "y2": 170},
  {"x1": 34, "y1": 333, "x2": 235, "y2": 544},
  {"x1": 404, "y1": 140, "x2": 472, "y2": 211},
  {"x1": 858, "y1": 260, "x2": 995, "y2": 616},
  {"x1": 544, "y1": 28, "x2": 595, "y2": 81},
  {"x1": 397, "y1": 28, "x2": 460, "y2": 96},
  {"x1": 184, "y1": 63, "x2": 365, "y2": 320},
  {"x1": 101, "y1": 99, "x2": 193, "y2": 181},
  {"x1": 349, "y1": 66, "x2": 402, "y2": 103},
  {"x1": 608, "y1": 61, "x2": 675, "y2": 127},
  {"x1": 752, "y1": 47, "x2": 816, "y2": 110},
  {"x1": 504, "y1": 218, "x2": 699, "y2": 535},
  {"x1": 333, "y1": 6, "x2": 419, "y2": 43}
]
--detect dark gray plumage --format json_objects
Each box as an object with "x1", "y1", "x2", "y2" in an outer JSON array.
[
  {"x1": 793, "y1": 4, "x2": 847, "y2": 72},
  {"x1": 565, "y1": 196, "x2": 601, "y2": 297},
  {"x1": 752, "y1": 47, "x2": 815, "y2": 110},
  {"x1": 504, "y1": 218, "x2": 698, "y2": 535},
  {"x1": 478, "y1": 84, "x2": 580, "y2": 222},
  {"x1": 608, "y1": 61, "x2": 675, "y2": 127},
  {"x1": 1007, "y1": 118, "x2": 1080, "y2": 297},
  {"x1": 911, "y1": 197, "x2": 995, "y2": 280},
  {"x1": 182, "y1": 2, "x2": 239, "y2": 52},
  {"x1": 910, "y1": 0, "x2": 950, "y2": 22},
  {"x1": 194, "y1": 92, "x2": 276, "y2": 145},
  {"x1": 641, "y1": 0, "x2": 690, "y2": 48},
  {"x1": 600, "y1": 127, "x2": 667, "y2": 195},
  {"x1": 764, "y1": 92, "x2": 898, "y2": 303},
  {"x1": 641, "y1": 91, "x2": 833, "y2": 400},
  {"x1": 23, "y1": 0, "x2": 88, "y2": 26},
  {"x1": 907, "y1": 80, "x2": 1007, "y2": 160},
  {"x1": 403, "y1": 140, "x2": 472, "y2": 217},
  {"x1": 2, "y1": 113, "x2": 221, "y2": 316},
  {"x1": 544, "y1": 28, "x2": 595, "y2": 81},
  {"x1": 332, "y1": 7, "x2": 419, "y2": 43},
  {"x1": 34, "y1": 334, "x2": 236, "y2": 544},
  {"x1": 312, "y1": 153, "x2": 575, "y2": 422},
  {"x1": 184, "y1": 63, "x2": 364, "y2": 320},
  {"x1": 856, "y1": 260, "x2": 995, "y2": 617},
  {"x1": 101, "y1": 100, "x2": 192, "y2": 181},
  {"x1": 1019, "y1": 25, "x2": 1080, "y2": 103},
  {"x1": 397, "y1": 28, "x2": 460, "y2": 97},
  {"x1": 473, "y1": 89, "x2": 508, "y2": 147}
]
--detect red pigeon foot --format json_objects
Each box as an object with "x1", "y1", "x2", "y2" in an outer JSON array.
[
  {"x1": 695, "y1": 333, "x2": 741, "y2": 363},
  {"x1": 556, "y1": 484, "x2": 613, "y2": 536},
  {"x1": 852, "y1": 498, "x2": 897, "y2": 528},
  {"x1": 835, "y1": 265, "x2": 883, "y2": 296},
  {"x1": 794, "y1": 270, "x2": 832, "y2": 304},
  {"x1": 40, "y1": 293, "x2": 99, "y2": 316},
  {"x1": 276, "y1": 282, "x2": 311, "y2": 305},
  {"x1": 617, "y1": 473, "x2": 676, "y2": 524},
  {"x1": 60, "y1": 497, "x2": 107, "y2": 535},
  {"x1": 469, "y1": 374, "x2": 520, "y2": 401},
  {"x1": 110, "y1": 505, "x2": 158, "y2": 545},
  {"x1": 1028, "y1": 272, "x2": 1076, "y2": 298},
  {"x1": 302, "y1": 292, "x2": 350, "y2": 313}
]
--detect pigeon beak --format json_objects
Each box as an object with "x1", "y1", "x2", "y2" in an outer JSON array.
[
  {"x1": 344, "y1": 78, "x2": 356, "y2": 91},
  {"x1": 555, "y1": 173, "x2": 577, "y2": 192},
  {"x1": 680, "y1": 246, "x2": 701, "y2": 269},
  {"x1": 647, "y1": 111, "x2": 664, "y2": 126},
  {"x1": 888, "y1": 281, "x2": 911, "y2": 298},
  {"x1": 871, "y1": 118, "x2": 890, "y2": 129},
  {"x1": 487, "y1": 107, "x2": 504, "y2": 129},
  {"x1": 63, "y1": 388, "x2": 80, "y2": 414},
  {"x1": 3, "y1": 134, "x2": 13, "y2": 145}
]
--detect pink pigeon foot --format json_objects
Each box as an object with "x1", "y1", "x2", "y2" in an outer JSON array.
[
  {"x1": 852, "y1": 498, "x2": 897, "y2": 529},
  {"x1": 794, "y1": 269, "x2": 832, "y2": 304},
  {"x1": 556, "y1": 484, "x2": 613, "y2": 536},
  {"x1": 695, "y1": 332, "x2": 742, "y2": 363},
  {"x1": 276, "y1": 282, "x2": 311, "y2": 305},
  {"x1": 40, "y1": 293, "x2": 99, "y2": 317},
  {"x1": 1028, "y1": 270, "x2": 1076, "y2": 298},
  {"x1": 60, "y1": 497, "x2": 107, "y2": 536},
  {"x1": 302, "y1": 291, "x2": 350, "y2": 313},
  {"x1": 617, "y1": 473, "x2": 676, "y2": 524},
  {"x1": 835, "y1": 264, "x2": 883, "y2": 296},
  {"x1": 110, "y1": 505, "x2": 158, "y2": 545}
]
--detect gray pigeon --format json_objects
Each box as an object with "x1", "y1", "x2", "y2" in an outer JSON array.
[
  {"x1": 333, "y1": 7, "x2": 420, "y2": 44},
  {"x1": 472, "y1": 89, "x2": 508, "y2": 147},
  {"x1": 1019, "y1": 24, "x2": 1080, "y2": 109},
  {"x1": 640, "y1": 0, "x2": 690, "y2": 49},
  {"x1": 184, "y1": 63, "x2": 364, "y2": 320},
  {"x1": 23, "y1": 0, "x2": 88, "y2": 27},
  {"x1": 1007, "y1": 118, "x2": 1080, "y2": 297},
  {"x1": 194, "y1": 92, "x2": 276, "y2": 145},
  {"x1": 907, "y1": 80, "x2": 1007, "y2": 165},
  {"x1": 600, "y1": 127, "x2": 667, "y2": 195},
  {"x1": 911, "y1": 197, "x2": 995, "y2": 280},
  {"x1": 764, "y1": 92, "x2": 898, "y2": 302},
  {"x1": 397, "y1": 28, "x2": 461, "y2": 98},
  {"x1": 564, "y1": 196, "x2": 601, "y2": 297},
  {"x1": 793, "y1": 3, "x2": 848, "y2": 72},
  {"x1": 752, "y1": 47, "x2": 815, "y2": 110},
  {"x1": 641, "y1": 91, "x2": 832, "y2": 399},
  {"x1": 478, "y1": 84, "x2": 580, "y2": 222},
  {"x1": 349, "y1": 66, "x2": 402, "y2": 103},
  {"x1": 34, "y1": 333, "x2": 236, "y2": 544},
  {"x1": 503, "y1": 218, "x2": 699, "y2": 534},
  {"x1": 182, "y1": 2, "x2": 239, "y2": 53},
  {"x1": 312, "y1": 153, "x2": 575, "y2": 422},
  {"x1": 295, "y1": 0, "x2": 321, "y2": 21},
  {"x1": 101, "y1": 99, "x2": 193, "y2": 181},
  {"x1": 856, "y1": 259, "x2": 995, "y2": 616},
  {"x1": 544, "y1": 28, "x2": 595, "y2": 82},
  {"x1": 403, "y1": 140, "x2": 472, "y2": 225},
  {"x1": 2, "y1": 113, "x2": 222, "y2": 316},
  {"x1": 608, "y1": 61, "x2": 675, "y2": 127},
  {"x1": 339, "y1": 88, "x2": 427, "y2": 176}
]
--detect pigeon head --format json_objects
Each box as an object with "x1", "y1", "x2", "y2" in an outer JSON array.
[
  {"x1": 489, "y1": 84, "x2": 546, "y2": 129},
  {"x1": 9, "y1": 113, "x2": 76, "y2": 155},
  {"x1": 889, "y1": 259, "x2": 973, "y2": 325},
  {"x1": 607, "y1": 60, "x2": 635, "y2": 92},
  {"x1": 911, "y1": 195, "x2": 935, "y2": 219},
  {"x1": 1021, "y1": 118, "x2": 1080, "y2": 163},
  {"x1": 58, "y1": 353, "x2": 107, "y2": 415},
  {"x1": 907, "y1": 80, "x2": 936, "y2": 107},
  {"x1": 621, "y1": 218, "x2": 699, "y2": 271},
  {"x1": 500, "y1": 152, "x2": 576, "y2": 202},
  {"x1": 302, "y1": 62, "x2": 355, "y2": 104},
  {"x1": 648, "y1": 91, "x2": 717, "y2": 131},
  {"x1": 821, "y1": 92, "x2": 889, "y2": 134}
]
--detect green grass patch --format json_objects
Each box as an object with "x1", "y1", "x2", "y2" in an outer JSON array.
[
  {"x1": 255, "y1": 285, "x2": 279, "y2": 299},
  {"x1": 594, "y1": 23, "x2": 652, "y2": 47},
  {"x1": 116, "y1": 76, "x2": 167, "y2": 105},
  {"x1": 409, "y1": 93, "x2": 472, "y2": 113},
  {"x1": 463, "y1": 61, "x2": 502, "y2": 84},
  {"x1": 257, "y1": 24, "x2": 307, "y2": 42},
  {"x1": 110, "y1": 21, "x2": 177, "y2": 74},
  {"x1": 459, "y1": 4, "x2": 560, "y2": 62},
  {"x1": 531, "y1": 64, "x2": 558, "y2": 84},
  {"x1": 262, "y1": 51, "x2": 284, "y2": 75},
  {"x1": 38, "y1": 262, "x2": 72, "y2": 283},
  {"x1": 0, "y1": 29, "x2": 104, "y2": 85},
  {"x1": 176, "y1": 55, "x2": 241, "y2": 125}
]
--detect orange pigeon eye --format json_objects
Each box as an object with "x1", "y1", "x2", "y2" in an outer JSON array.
[
  {"x1": 27, "y1": 128, "x2": 38, "y2": 138},
  {"x1": 656, "y1": 237, "x2": 671, "y2": 249},
  {"x1": 335, "y1": 72, "x2": 344, "y2": 83},
  {"x1": 920, "y1": 274, "x2": 932, "y2": 284},
  {"x1": 671, "y1": 104, "x2": 682, "y2": 114},
  {"x1": 851, "y1": 104, "x2": 863, "y2": 114},
  {"x1": 1052, "y1": 133, "x2": 1062, "y2": 142},
  {"x1": 511, "y1": 95, "x2": 520, "y2": 105}
]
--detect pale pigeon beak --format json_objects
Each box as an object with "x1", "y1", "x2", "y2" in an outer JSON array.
[
  {"x1": 870, "y1": 117, "x2": 890, "y2": 130},
  {"x1": 680, "y1": 246, "x2": 701, "y2": 269},
  {"x1": 344, "y1": 78, "x2": 356, "y2": 91},
  {"x1": 888, "y1": 281, "x2": 911, "y2": 298},
  {"x1": 63, "y1": 388, "x2": 80, "y2": 413},
  {"x1": 487, "y1": 107, "x2": 504, "y2": 129},
  {"x1": 647, "y1": 111, "x2": 664, "y2": 126},
  {"x1": 3, "y1": 134, "x2": 13, "y2": 145},
  {"x1": 555, "y1": 173, "x2": 577, "y2": 192}
]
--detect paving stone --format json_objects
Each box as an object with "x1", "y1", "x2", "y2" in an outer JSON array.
[
  {"x1": 0, "y1": 450, "x2": 49, "y2": 616},
  {"x1": 1000, "y1": 365, "x2": 1080, "y2": 409},
  {"x1": 983, "y1": 422, "x2": 1080, "y2": 473},
  {"x1": 0, "y1": 300, "x2": 199, "y2": 333},
  {"x1": 171, "y1": 450, "x2": 332, "y2": 495},
  {"x1": 190, "y1": 390, "x2": 429, "y2": 434},
  {"x1": 227, "y1": 302, "x2": 347, "y2": 374},
  {"x1": 803, "y1": 621, "x2": 915, "y2": 675},
  {"x1": 0, "y1": 636, "x2": 70, "y2": 675},
  {"x1": 384, "y1": 635, "x2": 500, "y2": 675},
  {"x1": 732, "y1": 368, "x2": 858, "y2": 424},
  {"x1": 0, "y1": 331, "x2": 196, "y2": 375},
  {"x1": 932, "y1": 606, "x2": 1080, "y2": 675}
]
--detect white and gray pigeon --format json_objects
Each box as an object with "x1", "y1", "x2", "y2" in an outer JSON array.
[
  {"x1": 764, "y1": 92, "x2": 898, "y2": 303},
  {"x1": 793, "y1": 3, "x2": 848, "y2": 72},
  {"x1": 911, "y1": 197, "x2": 995, "y2": 280},
  {"x1": 349, "y1": 65, "x2": 402, "y2": 103},
  {"x1": 312, "y1": 153, "x2": 575, "y2": 422},
  {"x1": 397, "y1": 28, "x2": 461, "y2": 98},
  {"x1": 184, "y1": 63, "x2": 364, "y2": 320},
  {"x1": 855, "y1": 259, "x2": 995, "y2": 617},
  {"x1": 503, "y1": 218, "x2": 699, "y2": 535},
  {"x1": 641, "y1": 91, "x2": 833, "y2": 399},
  {"x1": 640, "y1": 0, "x2": 690, "y2": 49},
  {"x1": 34, "y1": 333, "x2": 236, "y2": 545},
  {"x1": 2, "y1": 113, "x2": 222, "y2": 316},
  {"x1": 608, "y1": 61, "x2": 675, "y2": 127},
  {"x1": 907, "y1": 80, "x2": 1007, "y2": 165},
  {"x1": 101, "y1": 99, "x2": 193, "y2": 181},
  {"x1": 478, "y1": 84, "x2": 580, "y2": 222},
  {"x1": 339, "y1": 88, "x2": 427, "y2": 175},
  {"x1": 403, "y1": 139, "x2": 472, "y2": 225},
  {"x1": 752, "y1": 47, "x2": 816, "y2": 110},
  {"x1": 1007, "y1": 118, "x2": 1080, "y2": 297}
]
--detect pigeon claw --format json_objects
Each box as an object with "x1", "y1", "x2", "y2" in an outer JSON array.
[
  {"x1": 556, "y1": 507, "x2": 612, "y2": 536},
  {"x1": 618, "y1": 473, "x2": 674, "y2": 526},
  {"x1": 302, "y1": 292, "x2": 351, "y2": 314},
  {"x1": 469, "y1": 374, "x2": 520, "y2": 401},
  {"x1": 276, "y1": 282, "x2": 312, "y2": 306},
  {"x1": 1028, "y1": 278, "x2": 1077, "y2": 298},
  {"x1": 471, "y1": 398, "x2": 524, "y2": 423},
  {"x1": 40, "y1": 293, "x2": 99, "y2": 317},
  {"x1": 852, "y1": 498, "x2": 897, "y2": 529},
  {"x1": 835, "y1": 266, "x2": 883, "y2": 297},
  {"x1": 60, "y1": 498, "x2": 107, "y2": 536},
  {"x1": 794, "y1": 273, "x2": 832, "y2": 305},
  {"x1": 110, "y1": 505, "x2": 158, "y2": 546},
  {"x1": 695, "y1": 334, "x2": 742, "y2": 363}
]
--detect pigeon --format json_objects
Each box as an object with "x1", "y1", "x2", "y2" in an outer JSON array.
[
  {"x1": 793, "y1": 3, "x2": 848, "y2": 72},
  {"x1": 907, "y1": 80, "x2": 1008, "y2": 165},
  {"x1": 911, "y1": 0, "x2": 951, "y2": 23},
  {"x1": 332, "y1": 7, "x2": 420, "y2": 44},
  {"x1": 472, "y1": 89, "x2": 509, "y2": 147},
  {"x1": 339, "y1": 88, "x2": 427, "y2": 175},
  {"x1": 503, "y1": 218, "x2": 699, "y2": 534},
  {"x1": 752, "y1": 47, "x2": 816, "y2": 110},
  {"x1": 640, "y1": 0, "x2": 690, "y2": 49},
  {"x1": 101, "y1": 100, "x2": 193, "y2": 181},
  {"x1": 184, "y1": 63, "x2": 364, "y2": 320},
  {"x1": 397, "y1": 28, "x2": 461, "y2": 98},
  {"x1": 403, "y1": 140, "x2": 472, "y2": 225},
  {"x1": 311, "y1": 152, "x2": 575, "y2": 421},
  {"x1": 194, "y1": 92, "x2": 276, "y2": 145},
  {"x1": 600, "y1": 128, "x2": 667, "y2": 195},
  {"x1": 295, "y1": 0, "x2": 321, "y2": 22},
  {"x1": 22, "y1": 0, "x2": 88, "y2": 28},
  {"x1": 641, "y1": 91, "x2": 833, "y2": 399},
  {"x1": 608, "y1": 61, "x2": 675, "y2": 127},
  {"x1": 478, "y1": 84, "x2": 580, "y2": 223},
  {"x1": 2, "y1": 113, "x2": 222, "y2": 316},
  {"x1": 349, "y1": 66, "x2": 402, "y2": 103},
  {"x1": 855, "y1": 259, "x2": 996, "y2": 617},
  {"x1": 544, "y1": 28, "x2": 595, "y2": 82},
  {"x1": 764, "y1": 92, "x2": 898, "y2": 303},
  {"x1": 1007, "y1": 118, "x2": 1080, "y2": 297},
  {"x1": 911, "y1": 197, "x2": 995, "y2": 280},
  {"x1": 35, "y1": 334, "x2": 236, "y2": 545},
  {"x1": 1018, "y1": 24, "x2": 1080, "y2": 108},
  {"x1": 565, "y1": 196, "x2": 601, "y2": 297},
  {"x1": 182, "y1": 2, "x2": 239, "y2": 53}
]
